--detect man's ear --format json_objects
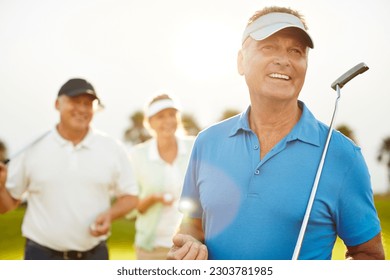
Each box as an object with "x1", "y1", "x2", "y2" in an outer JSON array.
[
  {"x1": 55, "y1": 98, "x2": 60, "y2": 111},
  {"x1": 237, "y1": 49, "x2": 244, "y2": 76}
]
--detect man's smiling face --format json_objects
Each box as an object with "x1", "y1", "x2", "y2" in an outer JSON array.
[{"x1": 238, "y1": 28, "x2": 309, "y2": 103}]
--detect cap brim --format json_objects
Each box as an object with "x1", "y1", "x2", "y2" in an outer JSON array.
[
  {"x1": 146, "y1": 99, "x2": 180, "y2": 118},
  {"x1": 250, "y1": 24, "x2": 314, "y2": 49},
  {"x1": 65, "y1": 88, "x2": 97, "y2": 98},
  {"x1": 242, "y1": 12, "x2": 314, "y2": 48},
  {"x1": 60, "y1": 88, "x2": 104, "y2": 108}
]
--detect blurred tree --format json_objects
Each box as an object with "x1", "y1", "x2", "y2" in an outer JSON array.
[
  {"x1": 181, "y1": 113, "x2": 201, "y2": 136},
  {"x1": 123, "y1": 111, "x2": 151, "y2": 145},
  {"x1": 219, "y1": 109, "x2": 241, "y2": 121},
  {"x1": 377, "y1": 137, "x2": 390, "y2": 194},
  {"x1": 0, "y1": 139, "x2": 7, "y2": 162},
  {"x1": 336, "y1": 124, "x2": 357, "y2": 144}
]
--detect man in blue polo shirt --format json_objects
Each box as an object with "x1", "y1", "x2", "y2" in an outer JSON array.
[{"x1": 167, "y1": 6, "x2": 385, "y2": 260}]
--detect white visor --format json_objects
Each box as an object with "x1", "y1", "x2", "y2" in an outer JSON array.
[
  {"x1": 242, "y1": 12, "x2": 314, "y2": 48},
  {"x1": 146, "y1": 99, "x2": 180, "y2": 118}
]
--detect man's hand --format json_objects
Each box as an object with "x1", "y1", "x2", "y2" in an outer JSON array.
[
  {"x1": 89, "y1": 212, "x2": 111, "y2": 237},
  {"x1": 0, "y1": 162, "x2": 20, "y2": 214},
  {"x1": 89, "y1": 195, "x2": 138, "y2": 237},
  {"x1": 0, "y1": 162, "x2": 7, "y2": 191},
  {"x1": 167, "y1": 233, "x2": 208, "y2": 260}
]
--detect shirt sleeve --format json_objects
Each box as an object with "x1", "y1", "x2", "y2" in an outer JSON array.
[
  {"x1": 6, "y1": 152, "x2": 28, "y2": 200},
  {"x1": 112, "y1": 141, "x2": 138, "y2": 197},
  {"x1": 335, "y1": 148, "x2": 381, "y2": 246},
  {"x1": 179, "y1": 138, "x2": 203, "y2": 219}
]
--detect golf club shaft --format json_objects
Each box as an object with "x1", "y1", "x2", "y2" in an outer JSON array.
[
  {"x1": 2, "y1": 130, "x2": 51, "y2": 165},
  {"x1": 292, "y1": 85, "x2": 341, "y2": 260}
]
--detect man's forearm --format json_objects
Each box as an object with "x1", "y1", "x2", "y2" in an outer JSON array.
[
  {"x1": 345, "y1": 234, "x2": 385, "y2": 260},
  {"x1": 179, "y1": 218, "x2": 205, "y2": 243},
  {"x1": 346, "y1": 251, "x2": 385, "y2": 260},
  {"x1": 0, "y1": 188, "x2": 20, "y2": 214},
  {"x1": 108, "y1": 195, "x2": 138, "y2": 221}
]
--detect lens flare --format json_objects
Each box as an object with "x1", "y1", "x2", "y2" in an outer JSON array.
[{"x1": 179, "y1": 198, "x2": 196, "y2": 216}]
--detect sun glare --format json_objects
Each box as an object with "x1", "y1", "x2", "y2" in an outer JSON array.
[{"x1": 173, "y1": 20, "x2": 238, "y2": 81}]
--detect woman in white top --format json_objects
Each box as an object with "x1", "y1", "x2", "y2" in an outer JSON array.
[{"x1": 130, "y1": 93, "x2": 195, "y2": 260}]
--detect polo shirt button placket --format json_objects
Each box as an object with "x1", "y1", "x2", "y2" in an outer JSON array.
[{"x1": 253, "y1": 144, "x2": 260, "y2": 175}]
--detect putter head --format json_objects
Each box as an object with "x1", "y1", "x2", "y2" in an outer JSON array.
[{"x1": 331, "y1": 62, "x2": 369, "y2": 91}]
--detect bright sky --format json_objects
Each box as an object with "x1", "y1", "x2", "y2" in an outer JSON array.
[{"x1": 1, "y1": 0, "x2": 389, "y2": 193}]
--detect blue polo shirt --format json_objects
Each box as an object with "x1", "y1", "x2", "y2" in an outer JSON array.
[{"x1": 181, "y1": 101, "x2": 381, "y2": 260}]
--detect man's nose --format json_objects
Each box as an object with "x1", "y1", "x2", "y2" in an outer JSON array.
[{"x1": 272, "y1": 51, "x2": 290, "y2": 66}]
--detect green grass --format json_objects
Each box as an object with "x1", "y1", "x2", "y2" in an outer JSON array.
[
  {"x1": 0, "y1": 206, "x2": 137, "y2": 260},
  {"x1": 0, "y1": 207, "x2": 25, "y2": 260},
  {"x1": 106, "y1": 216, "x2": 136, "y2": 260},
  {"x1": 1, "y1": 196, "x2": 389, "y2": 260}
]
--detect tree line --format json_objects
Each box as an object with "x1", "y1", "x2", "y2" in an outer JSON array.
[{"x1": 1, "y1": 110, "x2": 389, "y2": 194}]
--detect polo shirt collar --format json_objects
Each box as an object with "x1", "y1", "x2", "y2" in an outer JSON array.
[
  {"x1": 287, "y1": 101, "x2": 321, "y2": 147},
  {"x1": 229, "y1": 101, "x2": 320, "y2": 147},
  {"x1": 229, "y1": 106, "x2": 252, "y2": 136},
  {"x1": 148, "y1": 136, "x2": 188, "y2": 161},
  {"x1": 148, "y1": 138, "x2": 159, "y2": 160},
  {"x1": 79, "y1": 128, "x2": 95, "y2": 148},
  {"x1": 52, "y1": 126, "x2": 95, "y2": 149}
]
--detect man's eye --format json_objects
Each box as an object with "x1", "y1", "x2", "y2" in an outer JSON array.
[
  {"x1": 289, "y1": 48, "x2": 303, "y2": 55},
  {"x1": 260, "y1": 45, "x2": 275, "y2": 52}
]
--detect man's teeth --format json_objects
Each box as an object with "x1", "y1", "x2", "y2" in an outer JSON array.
[{"x1": 269, "y1": 73, "x2": 290, "y2": 80}]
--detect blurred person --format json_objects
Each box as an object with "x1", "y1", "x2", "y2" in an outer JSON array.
[
  {"x1": 130, "y1": 93, "x2": 194, "y2": 260},
  {"x1": 0, "y1": 78, "x2": 138, "y2": 260},
  {"x1": 167, "y1": 7, "x2": 384, "y2": 260}
]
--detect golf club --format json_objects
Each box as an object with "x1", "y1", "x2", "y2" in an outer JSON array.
[
  {"x1": 2, "y1": 130, "x2": 51, "y2": 165},
  {"x1": 292, "y1": 62, "x2": 369, "y2": 260}
]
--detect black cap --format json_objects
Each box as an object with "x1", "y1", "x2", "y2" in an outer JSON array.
[{"x1": 58, "y1": 78, "x2": 103, "y2": 106}]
